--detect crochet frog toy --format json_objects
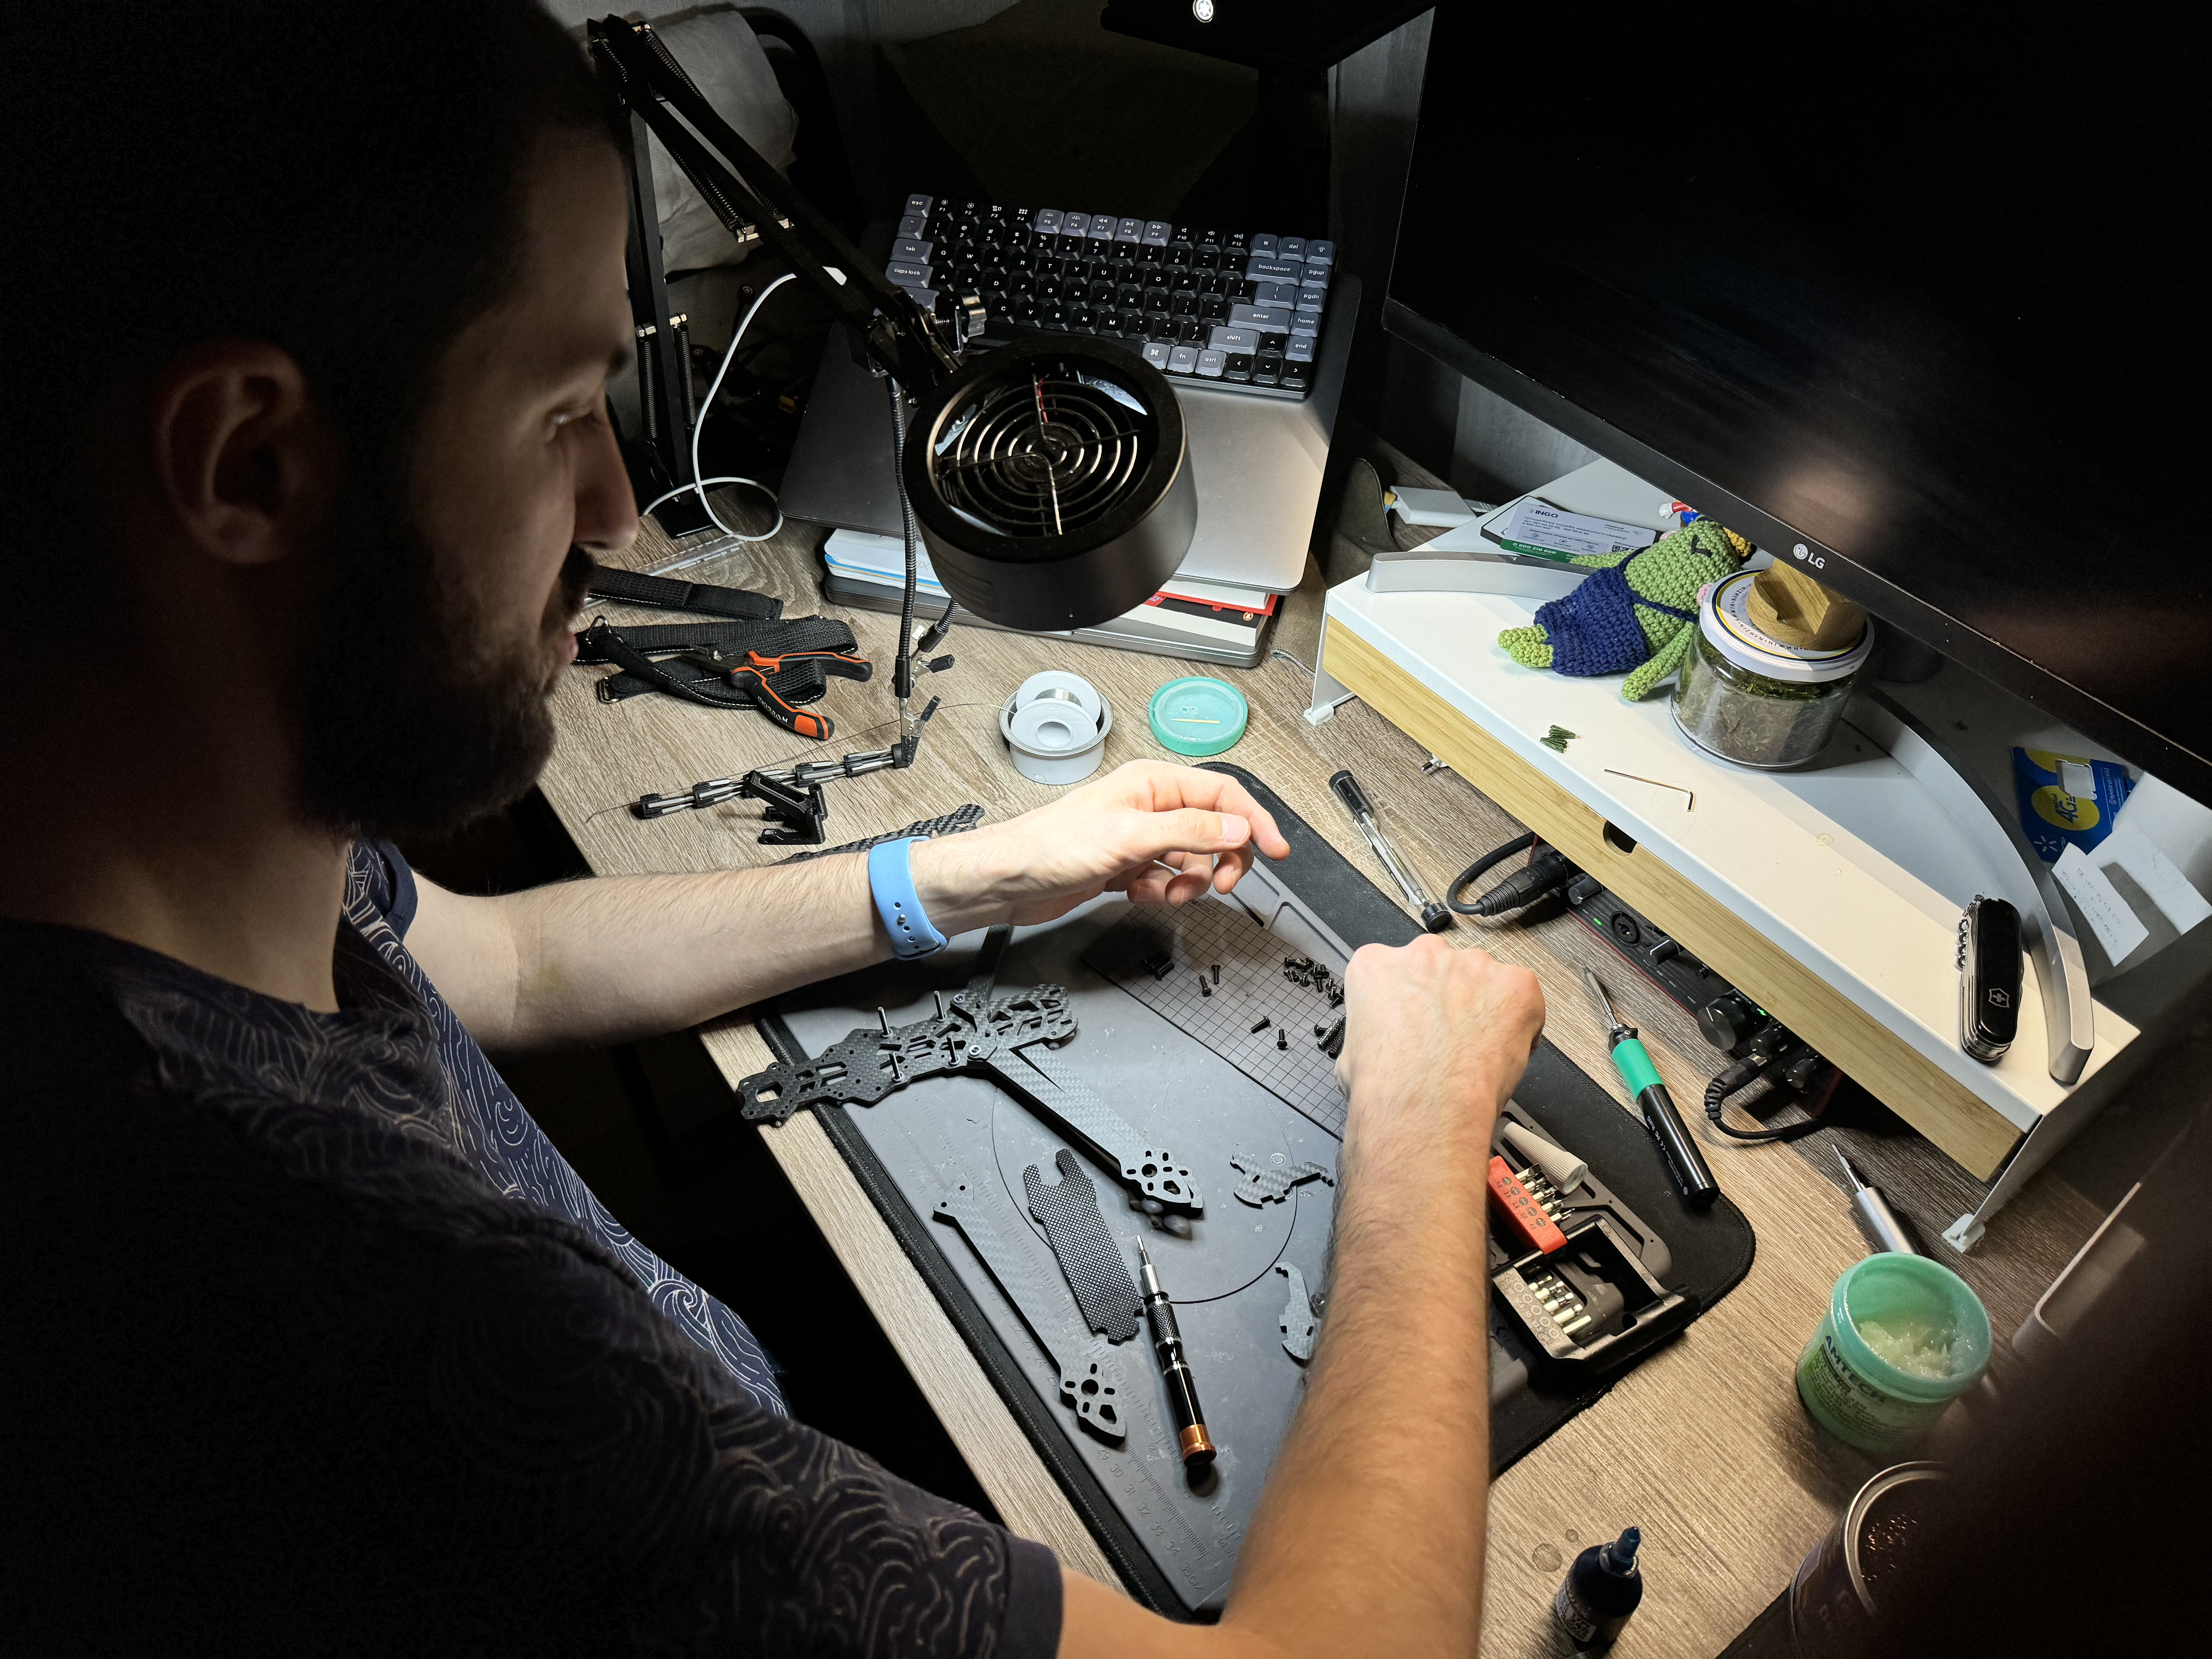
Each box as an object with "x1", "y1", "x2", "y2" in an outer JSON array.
[{"x1": 1498, "y1": 519, "x2": 1751, "y2": 700}]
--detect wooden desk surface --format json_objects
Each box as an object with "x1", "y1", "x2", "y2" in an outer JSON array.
[{"x1": 537, "y1": 504, "x2": 2097, "y2": 1657}]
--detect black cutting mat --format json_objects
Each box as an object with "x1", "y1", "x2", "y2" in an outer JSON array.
[
  {"x1": 759, "y1": 763, "x2": 1755, "y2": 1613},
  {"x1": 1085, "y1": 903, "x2": 1348, "y2": 1136},
  {"x1": 1195, "y1": 763, "x2": 1758, "y2": 1470}
]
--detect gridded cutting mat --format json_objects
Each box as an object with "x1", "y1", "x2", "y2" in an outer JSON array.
[{"x1": 1084, "y1": 899, "x2": 1349, "y2": 1136}]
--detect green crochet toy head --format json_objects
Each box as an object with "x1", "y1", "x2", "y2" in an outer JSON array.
[{"x1": 1498, "y1": 519, "x2": 1751, "y2": 701}]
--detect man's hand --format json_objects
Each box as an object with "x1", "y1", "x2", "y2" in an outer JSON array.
[
  {"x1": 1336, "y1": 936, "x2": 1545, "y2": 1159},
  {"x1": 916, "y1": 760, "x2": 1292, "y2": 931}
]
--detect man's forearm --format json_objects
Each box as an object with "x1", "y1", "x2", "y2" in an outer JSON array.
[
  {"x1": 412, "y1": 844, "x2": 1010, "y2": 1051},
  {"x1": 1221, "y1": 1110, "x2": 1494, "y2": 1656}
]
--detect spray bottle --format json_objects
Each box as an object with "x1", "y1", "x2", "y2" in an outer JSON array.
[{"x1": 1553, "y1": 1525, "x2": 1644, "y2": 1649}]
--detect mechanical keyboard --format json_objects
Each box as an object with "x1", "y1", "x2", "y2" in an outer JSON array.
[{"x1": 889, "y1": 193, "x2": 1337, "y2": 399}]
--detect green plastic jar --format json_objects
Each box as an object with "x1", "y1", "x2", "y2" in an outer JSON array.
[{"x1": 1796, "y1": 1254, "x2": 1991, "y2": 1455}]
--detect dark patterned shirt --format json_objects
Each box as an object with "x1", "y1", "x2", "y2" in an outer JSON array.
[{"x1": 0, "y1": 849, "x2": 1061, "y2": 1658}]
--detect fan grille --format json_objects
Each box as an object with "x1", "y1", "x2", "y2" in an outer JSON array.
[{"x1": 929, "y1": 366, "x2": 1157, "y2": 539}]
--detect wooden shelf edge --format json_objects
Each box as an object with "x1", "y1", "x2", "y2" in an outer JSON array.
[{"x1": 1321, "y1": 618, "x2": 2022, "y2": 1180}]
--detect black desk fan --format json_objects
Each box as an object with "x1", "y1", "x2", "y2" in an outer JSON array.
[{"x1": 589, "y1": 17, "x2": 1196, "y2": 730}]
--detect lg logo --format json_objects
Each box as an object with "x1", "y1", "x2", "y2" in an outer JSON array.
[{"x1": 1790, "y1": 542, "x2": 1828, "y2": 571}]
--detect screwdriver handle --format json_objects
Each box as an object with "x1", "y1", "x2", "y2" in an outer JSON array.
[{"x1": 1609, "y1": 1034, "x2": 1720, "y2": 1205}]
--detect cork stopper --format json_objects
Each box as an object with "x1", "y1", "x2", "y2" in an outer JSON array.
[{"x1": 1748, "y1": 562, "x2": 1866, "y2": 651}]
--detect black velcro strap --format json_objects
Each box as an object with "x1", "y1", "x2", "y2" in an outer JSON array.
[
  {"x1": 574, "y1": 615, "x2": 860, "y2": 665},
  {"x1": 587, "y1": 565, "x2": 783, "y2": 621}
]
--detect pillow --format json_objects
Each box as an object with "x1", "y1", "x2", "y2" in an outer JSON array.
[{"x1": 642, "y1": 9, "x2": 799, "y2": 273}]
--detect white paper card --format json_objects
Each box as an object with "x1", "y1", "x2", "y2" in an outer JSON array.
[
  {"x1": 1482, "y1": 497, "x2": 1659, "y2": 562},
  {"x1": 2054, "y1": 844, "x2": 2152, "y2": 963},
  {"x1": 2097, "y1": 825, "x2": 2212, "y2": 934}
]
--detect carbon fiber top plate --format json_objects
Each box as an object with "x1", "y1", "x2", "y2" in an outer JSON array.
[{"x1": 1024, "y1": 1149, "x2": 1142, "y2": 1343}]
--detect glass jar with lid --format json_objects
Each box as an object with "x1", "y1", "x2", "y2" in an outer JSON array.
[{"x1": 1671, "y1": 570, "x2": 1873, "y2": 768}]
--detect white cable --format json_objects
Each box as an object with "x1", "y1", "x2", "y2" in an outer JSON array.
[
  {"x1": 655, "y1": 271, "x2": 796, "y2": 542},
  {"x1": 639, "y1": 476, "x2": 773, "y2": 520}
]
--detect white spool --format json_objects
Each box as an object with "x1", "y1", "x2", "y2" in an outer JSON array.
[{"x1": 1000, "y1": 680, "x2": 1113, "y2": 785}]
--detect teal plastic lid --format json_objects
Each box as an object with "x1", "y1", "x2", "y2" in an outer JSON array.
[{"x1": 1148, "y1": 676, "x2": 1249, "y2": 757}]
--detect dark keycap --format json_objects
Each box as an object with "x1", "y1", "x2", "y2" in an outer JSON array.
[
  {"x1": 1171, "y1": 268, "x2": 1199, "y2": 292},
  {"x1": 1010, "y1": 298, "x2": 1039, "y2": 325},
  {"x1": 1166, "y1": 243, "x2": 1193, "y2": 266},
  {"x1": 1144, "y1": 286, "x2": 1171, "y2": 310},
  {"x1": 1219, "y1": 254, "x2": 1246, "y2": 279},
  {"x1": 1194, "y1": 249, "x2": 1221, "y2": 270},
  {"x1": 1253, "y1": 351, "x2": 1284, "y2": 386},
  {"x1": 1281, "y1": 361, "x2": 1311, "y2": 392},
  {"x1": 1176, "y1": 318, "x2": 1205, "y2": 344},
  {"x1": 1066, "y1": 304, "x2": 1094, "y2": 330},
  {"x1": 1115, "y1": 283, "x2": 1144, "y2": 307},
  {"x1": 1138, "y1": 243, "x2": 1164, "y2": 264},
  {"x1": 1085, "y1": 278, "x2": 1113, "y2": 303},
  {"x1": 1223, "y1": 352, "x2": 1254, "y2": 383},
  {"x1": 1170, "y1": 292, "x2": 1198, "y2": 317},
  {"x1": 1145, "y1": 308, "x2": 1173, "y2": 336},
  {"x1": 1200, "y1": 293, "x2": 1229, "y2": 320}
]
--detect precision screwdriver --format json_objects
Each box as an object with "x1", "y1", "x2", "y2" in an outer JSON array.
[
  {"x1": 1837, "y1": 1148, "x2": 1919, "y2": 1255},
  {"x1": 1136, "y1": 1240, "x2": 1216, "y2": 1469},
  {"x1": 1329, "y1": 769, "x2": 1451, "y2": 933},
  {"x1": 1583, "y1": 968, "x2": 1720, "y2": 1206}
]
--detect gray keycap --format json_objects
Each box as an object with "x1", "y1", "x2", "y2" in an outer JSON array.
[
  {"x1": 1286, "y1": 336, "x2": 1315, "y2": 362},
  {"x1": 1250, "y1": 234, "x2": 1278, "y2": 257},
  {"x1": 1195, "y1": 349, "x2": 1226, "y2": 378},
  {"x1": 1289, "y1": 315, "x2": 1319, "y2": 337},
  {"x1": 1091, "y1": 216, "x2": 1119, "y2": 240},
  {"x1": 1063, "y1": 212, "x2": 1091, "y2": 237},
  {"x1": 1301, "y1": 273, "x2": 1329, "y2": 294},
  {"x1": 898, "y1": 286, "x2": 939, "y2": 311},
  {"x1": 1143, "y1": 220, "x2": 1172, "y2": 245},
  {"x1": 1252, "y1": 281, "x2": 1297, "y2": 306},
  {"x1": 897, "y1": 214, "x2": 929, "y2": 240},
  {"x1": 1280, "y1": 236, "x2": 1307, "y2": 257},
  {"x1": 885, "y1": 261, "x2": 931, "y2": 286},
  {"x1": 1230, "y1": 304, "x2": 1291, "y2": 331},
  {"x1": 1141, "y1": 340, "x2": 1171, "y2": 369},
  {"x1": 1208, "y1": 326, "x2": 1259, "y2": 352},
  {"x1": 1116, "y1": 216, "x2": 1145, "y2": 241},
  {"x1": 1168, "y1": 344, "x2": 1200, "y2": 373},
  {"x1": 1308, "y1": 239, "x2": 1336, "y2": 261},
  {"x1": 904, "y1": 192, "x2": 933, "y2": 216},
  {"x1": 1246, "y1": 257, "x2": 1304, "y2": 282},
  {"x1": 1296, "y1": 294, "x2": 1324, "y2": 316},
  {"x1": 892, "y1": 238, "x2": 933, "y2": 263},
  {"x1": 1035, "y1": 208, "x2": 1065, "y2": 234}
]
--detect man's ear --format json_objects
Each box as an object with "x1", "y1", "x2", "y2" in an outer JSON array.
[{"x1": 149, "y1": 342, "x2": 337, "y2": 567}]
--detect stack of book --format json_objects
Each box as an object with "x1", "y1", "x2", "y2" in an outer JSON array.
[{"x1": 819, "y1": 529, "x2": 1276, "y2": 668}]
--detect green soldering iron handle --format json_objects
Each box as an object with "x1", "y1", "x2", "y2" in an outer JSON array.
[{"x1": 1610, "y1": 1033, "x2": 1721, "y2": 1205}]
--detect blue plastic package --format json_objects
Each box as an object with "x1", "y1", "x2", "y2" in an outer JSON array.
[{"x1": 2013, "y1": 747, "x2": 2135, "y2": 863}]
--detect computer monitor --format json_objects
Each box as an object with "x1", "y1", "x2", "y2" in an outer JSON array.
[{"x1": 1383, "y1": 8, "x2": 2206, "y2": 806}]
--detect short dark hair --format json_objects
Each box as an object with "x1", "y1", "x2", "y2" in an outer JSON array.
[{"x1": 1, "y1": 0, "x2": 611, "y2": 604}]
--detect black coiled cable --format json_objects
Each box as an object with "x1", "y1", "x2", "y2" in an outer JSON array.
[{"x1": 1705, "y1": 1060, "x2": 1828, "y2": 1142}]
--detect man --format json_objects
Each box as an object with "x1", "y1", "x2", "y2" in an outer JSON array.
[{"x1": 1, "y1": 4, "x2": 1542, "y2": 1654}]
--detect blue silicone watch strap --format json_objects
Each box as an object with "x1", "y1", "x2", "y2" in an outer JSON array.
[{"x1": 869, "y1": 836, "x2": 946, "y2": 959}]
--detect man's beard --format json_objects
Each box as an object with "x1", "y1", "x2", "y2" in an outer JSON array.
[{"x1": 291, "y1": 481, "x2": 594, "y2": 843}]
